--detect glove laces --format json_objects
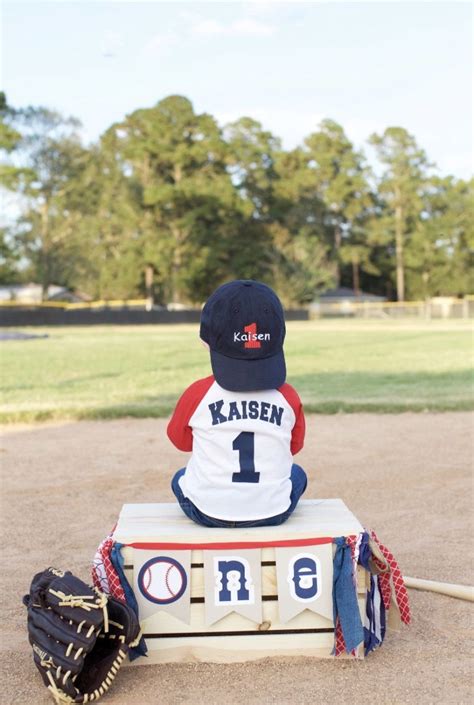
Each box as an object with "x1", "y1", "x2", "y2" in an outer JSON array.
[{"x1": 48, "y1": 588, "x2": 109, "y2": 632}]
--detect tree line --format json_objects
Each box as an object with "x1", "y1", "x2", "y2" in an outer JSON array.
[{"x1": 0, "y1": 92, "x2": 472, "y2": 305}]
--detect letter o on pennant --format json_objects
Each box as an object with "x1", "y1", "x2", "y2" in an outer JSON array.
[{"x1": 138, "y1": 556, "x2": 188, "y2": 605}]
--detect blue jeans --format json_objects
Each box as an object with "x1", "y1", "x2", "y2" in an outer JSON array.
[{"x1": 171, "y1": 464, "x2": 308, "y2": 528}]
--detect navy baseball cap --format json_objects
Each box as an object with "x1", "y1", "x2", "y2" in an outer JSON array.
[{"x1": 200, "y1": 280, "x2": 286, "y2": 392}]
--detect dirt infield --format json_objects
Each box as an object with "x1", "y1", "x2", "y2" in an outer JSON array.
[{"x1": 1, "y1": 413, "x2": 473, "y2": 705}]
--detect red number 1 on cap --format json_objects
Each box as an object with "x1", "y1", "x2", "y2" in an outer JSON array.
[{"x1": 244, "y1": 322, "x2": 261, "y2": 349}]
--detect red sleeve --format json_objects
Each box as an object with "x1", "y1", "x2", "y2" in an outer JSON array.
[
  {"x1": 167, "y1": 376, "x2": 215, "y2": 452},
  {"x1": 278, "y1": 383, "x2": 306, "y2": 455}
]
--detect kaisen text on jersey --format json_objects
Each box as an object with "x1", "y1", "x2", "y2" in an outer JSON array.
[{"x1": 209, "y1": 399, "x2": 284, "y2": 426}]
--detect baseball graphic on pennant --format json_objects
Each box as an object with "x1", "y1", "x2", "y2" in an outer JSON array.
[{"x1": 137, "y1": 556, "x2": 187, "y2": 604}]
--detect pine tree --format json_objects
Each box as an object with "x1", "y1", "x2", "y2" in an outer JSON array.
[{"x1": 370, "y1": 127, "x2": 432, "y2": 301}]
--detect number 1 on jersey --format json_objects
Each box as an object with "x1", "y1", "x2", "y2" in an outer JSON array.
[{"x1": 232, "y1": 432, "x2": 260, "y2": 483}]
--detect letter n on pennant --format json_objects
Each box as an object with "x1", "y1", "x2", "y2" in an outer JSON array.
[{"x1": 203, "y1": 549, "x2": 262, "y2": 626}]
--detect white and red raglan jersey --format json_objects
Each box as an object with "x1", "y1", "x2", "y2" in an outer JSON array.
[{"x1": 167, "y1": 375, "x2": 305, "y2": 521}]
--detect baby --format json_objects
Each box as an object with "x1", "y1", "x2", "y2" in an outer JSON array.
[{"x1": 168, "y1": 280, "x2": 307, "y2": 528}]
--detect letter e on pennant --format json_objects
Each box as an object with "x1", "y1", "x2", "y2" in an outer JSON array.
[{"x1": 288, "y1": 553, "x2": 321, "y2": 602}]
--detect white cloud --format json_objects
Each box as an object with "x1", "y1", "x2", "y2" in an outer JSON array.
[
  {"x1": 231, "y1": 18, "x2": 275, "y2": 36},
  {"x1": 141, "y1": 30, "x2": 180, "y2": 57},
  {"x1": 190, "y1": 17, "x2": 276, "y2": 37},
  {"x1": 100, "y1": 30, "x2": 124, "y2": 58},
  {"x1": 215, "y1": 107, "x2": 326, "y2": 147},
  {"x1": 140, "y1": 12, "x2": 276, "y2": 58},
  {"x1": 141, "y1": 9, "x2": 276, "y2": 57},
  {"x1": 246, "y1": 0, "x2": 299, "y2": 14},
  {"x1": 246, "y1": 0, "x2": 277, "y2": 16},
  {"x1": 191, "y1": 19, "x2": 225, "y2": 36}
]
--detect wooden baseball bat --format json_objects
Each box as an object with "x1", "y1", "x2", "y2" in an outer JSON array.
[{"x1": 403, "y1": 576, "x2": 474, "y2": 602}]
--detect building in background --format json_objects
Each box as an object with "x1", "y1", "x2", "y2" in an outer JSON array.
[{"x1": 0, "y1": 284, "x2": 89, "y2": 303}]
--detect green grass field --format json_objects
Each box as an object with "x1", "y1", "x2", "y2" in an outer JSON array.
[{"x1": 0, "y1": 320, "x2": 472, "y2": 423}]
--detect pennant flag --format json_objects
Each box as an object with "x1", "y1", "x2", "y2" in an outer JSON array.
[
  {"x1": 203, "y1": 549, "x2": 262, "y2": 626},
  {"x1": 133, "y1": 549, "x2": 191, "y2": 624},
  {"x1": 275, "y1": 543, "x2": 334, "y2": 623}
]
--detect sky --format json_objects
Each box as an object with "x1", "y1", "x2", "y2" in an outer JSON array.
[{"x1": 1, "y1": 0, "x2": 473, "y2": 179}]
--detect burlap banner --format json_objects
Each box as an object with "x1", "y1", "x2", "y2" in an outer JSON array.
[
  {"x1": 275, "y1": 543, "x2": 334, "y2": 623},
  {"x1": 203, "y1": 549, "x2": 262, "y2": 626},
  {"x1": 133, "y1": 549, "x2": 191, "y2": 623}
]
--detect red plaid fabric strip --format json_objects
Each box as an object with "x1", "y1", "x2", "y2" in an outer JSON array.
[
  {"x1": 370, "y1": 530, "x2": 411, "y2": 625},
  {"x1": 372, "y1": 556, "x2": 392, "y2": 611},
  {"x1": 92, "y1": 534, "x2": 126, "y2": 602},
  {"x1": 335, "y1": 619, "x2": 356, "y2": 657},
  {"x1": 334, "y1": 617, "x2": 345, "y2": 656}
]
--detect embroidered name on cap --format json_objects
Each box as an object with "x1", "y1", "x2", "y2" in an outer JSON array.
[
  {"x1": 233, "y1": 323, "x2": 270, "y2": 346},
  {"x1": 233, "y1": 331, "x2": 270, "y2": 343}
]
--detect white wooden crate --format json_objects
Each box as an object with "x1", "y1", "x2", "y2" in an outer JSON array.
[{"x1": 114, "y1": 499, "x2": 365, "y2": 664}]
